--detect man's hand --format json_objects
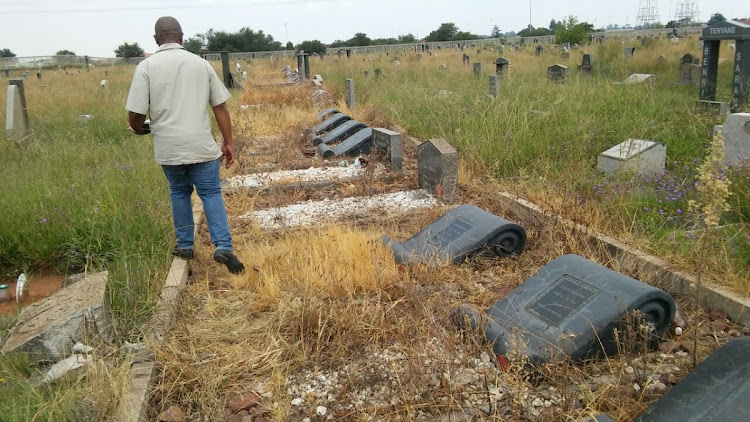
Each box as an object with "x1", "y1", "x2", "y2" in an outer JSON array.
[
  {"x1": 212, "y1": 103, "x2": 236, "y2": 169},
  {"x1": 128, "y1": 111, "x2": 150, "y2": 135},
  {"x1": 221, "y1": 144, "x2": 235, "y2": 169}
]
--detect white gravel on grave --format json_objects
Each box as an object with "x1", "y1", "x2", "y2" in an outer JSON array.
[
  {"x1": 226, "y1": 165, "x2": 368, "y2": 189},
  {"x1": 242, "y1": 190, "x2": 438, "y2": 229}
]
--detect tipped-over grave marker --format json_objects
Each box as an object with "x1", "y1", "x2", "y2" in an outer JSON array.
[
  {"x1": 382, "y1": 204, "x2": 526, "y2": 265},
  {"x1": 317, "y1": 108, "x2": 339, "y2": 120},
  {"x1": 312, "y1": 120, "x2": 367, "y2": 146},
  {"x1": 452, "y1": 254, "x2": 676, "y2": 364},
  {"x1": 312, "y1": 113, "x2": 351, "y2": 137},
  {"x1": 317, "y1": 127, "x2": 373, "y2": 158},
  {"x1": 635, "y1": 336, "x2": 750, "y2": 421}
]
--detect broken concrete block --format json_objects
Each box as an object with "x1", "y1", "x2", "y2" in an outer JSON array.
[{"x1": 2, "y1": 271, "x2": 111, "y2": 362}]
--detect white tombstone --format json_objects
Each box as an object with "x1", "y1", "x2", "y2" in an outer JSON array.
[
  {"x1": 721, "y1": 113, "x2": 750, "y2": 165},
  {"x1": 597, "y1": 139, "x2": 666, "y2": 174},
  {"x1": 624, "y1": 73, "x2": 656, "y2": 86},
  {"x1": 100, "y1": 79, "x2": 108, "y2": 88},
  {"x1": 5, "y1": 84, "x2": 28, "y2": 137},
  {"x1": 242, "y1": 71, "x2": 247, "y2": 81}
]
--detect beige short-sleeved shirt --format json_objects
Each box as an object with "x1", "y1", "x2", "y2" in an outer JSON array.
[{"x1": 125, "y1": 43, "x2": 231, "y2": 165}]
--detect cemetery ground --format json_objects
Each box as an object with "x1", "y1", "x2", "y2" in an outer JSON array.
[{"x1": 0, "y1": 35, "x2": 748, "y2": 421}]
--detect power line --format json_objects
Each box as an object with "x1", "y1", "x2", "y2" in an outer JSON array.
[{"x1": 0, "y1": 0, "x2": 337, "y2": 15}]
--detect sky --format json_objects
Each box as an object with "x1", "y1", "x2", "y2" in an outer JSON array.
[{"x1": 0, "y1": 0, "x2": 747, "y2": 57}]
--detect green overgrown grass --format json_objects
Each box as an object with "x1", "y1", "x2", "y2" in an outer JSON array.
[{"x1": 1, "y1": 67, "x2": 173, "y2": 419}]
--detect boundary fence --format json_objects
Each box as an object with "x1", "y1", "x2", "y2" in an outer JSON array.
[{"x1": 1, "y1": 26, "x2": 704, "y2": 71}]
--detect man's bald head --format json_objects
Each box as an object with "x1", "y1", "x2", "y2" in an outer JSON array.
[{"x1": 154, "y1": 16, "x2": 183, "y2": 45}]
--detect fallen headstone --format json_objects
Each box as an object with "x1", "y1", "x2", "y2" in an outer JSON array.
[
  {"x1": 418, "y1": 138, "x2": 458, "y2": 202},
  {"x1": 317, "y1": 108, "x2": 339, "y2": 120},
  {"x1": 720, "y1": 113, "x2": 750, "y2": 165},
  {"x1": 317, "y1": 127, "x2": 373, "y2": 158},
  {"x1": 452, "y1": 254, "x2": 675, "y2": 363},
  {"x1": 2, "y1": 271, "x2": 111, "y2": 362},
  {"x1": 624, "y1": 73, "x2": 656, "y2": 86},
  {"x1": 312, "y1": 120, "x2": 367, "y2": 146},
  {"x1": 382, "y1": 204, "x2": 525, "y2": 265},
  {"x1": 312, "y1": 113, "x2": 351, "y2": 137},
  {"x1": 597, "y1": 139, "x2": 666, "y2": 174},
  {"x1": 635, "y1": 336, "x2": 750, "y2": 421}
]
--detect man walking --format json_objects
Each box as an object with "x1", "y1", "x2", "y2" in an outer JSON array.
[{"x1": 126, "y1": 16, "x2": 245, "y2": 274}]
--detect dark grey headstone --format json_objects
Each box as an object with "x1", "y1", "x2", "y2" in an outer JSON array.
[
  {"x1": 635, "y1": 337, "x2": 750, "y2": 421},
  {"x1": 220, "y1": 51, "x2": 233, "y2": 89},
  {"x1": 452, "y1": 254, "x2": 676, "y2": 364},
  {"x1": 624, "y1": 46, "x2": 636, "y2": 61},
  {"x1": 417, "y1": 138, "x2": 458, "y2": 202},
  {"x1": 312, "y1": 120, "x2": 367, "y2": 146},
  {"x1": 372, "y1": 128, "x2": 402, "y2": 171},
  {"x1": 535, "y1": 45, "x2": 544, "y2": 56},
  {"x1": 473, "y1": 62, "x2": 483, "y2": 78},
  {"x1": 679, "y1": 63, "x2": 701, "y2": 85},
  {"x1": 495, "y1": 57, "x2": 509, "y2": 76},
  {"x1": 312, "y1": 113, "x2": 351, "y2": 137},
  {"x1": 317, "y1": 108, "x2": 339, "y2": 120},
  {"x1": 317, "y1": 128, "x2": 373, "y2": 158},
  {"x1": 382, "y1": 204, "x2": 525, "y2": 265}
]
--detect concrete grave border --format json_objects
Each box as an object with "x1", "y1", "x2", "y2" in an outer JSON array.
[
  {"x1": 112, "y1": 201, "x2": 203, "y2": 422},
  {"x1": 495, "y1": 192, "x2": 749, "y2": 326}
]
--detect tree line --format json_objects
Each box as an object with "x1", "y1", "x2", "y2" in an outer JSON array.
[{"x1": 0, "y1": 12, "x2": 736, "y2": 59}]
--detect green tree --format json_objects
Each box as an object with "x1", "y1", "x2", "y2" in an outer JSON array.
[
  {"x1": 665, "y1": 20, "x2": 678, "y2": 28},
  {"x1": 426, "y1": 22, "x2": 459, "y2": 42},
  {"x1": 517, "y1": 26, "x2": 553, "y2": 37},
  {"x1": 554, "y1": 16, "x2": 594, "y2": 45},
  {"x1": 452, "y1": 31, "x2": 481, "y2": 41},
  {"x1": 285, "y1": 41, "x2": 294, "y2": 50},
  {"x1": 55, "y1": 49, "x2": 76, "y2": 56},
  {"x1": 347, "y1": 33, "x2": 371, "y2": 46},
  {"x1": 114, "y1": 42, "x2": 144, "y2": 58},
  {"x1": 297, "y1": 40, "x2": 326, "y2": 55},
  {"x1": 490, "y1": 25, "x2": 502, "y2": 38},
  {"x1": 183, "y1": 38, "x2": 202, "y2": 54},
  {"x1": 398, "y1": 33, "x2": 417, "y2": 43},
  {"x1": 707, "y1": 13, "x2": 727, "y2": 25},
  {"x1": 204, "y1": 27, "x2": 282, "y2": 52},
  {"x1": 372, "y1": 37, "x2": 398, "y2": 45},
  {"x1": 329, "y1": 39, "x2": 347, "y2": 48},
  {"x1": 549, "y1": 19, "x2": 562, "y2": 31},
  {"x1": 1, "y1": 48, "x2": 16, "y2": 58}
]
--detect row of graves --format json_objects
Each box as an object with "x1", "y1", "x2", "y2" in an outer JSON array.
[{"x1": 1, "y1": 41, "x2": 749, "y2": 421}]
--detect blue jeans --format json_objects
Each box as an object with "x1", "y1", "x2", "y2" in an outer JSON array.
[{"x1": 161, "y1": 159, "x2": 233, "y2": 251}]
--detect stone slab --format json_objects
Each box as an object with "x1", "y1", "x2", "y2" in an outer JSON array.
[
  {"x1": 2, "y1": 271, "x2": 110, "y2": 362},
  {"x1": 312, "y1": 113, "x2": 351, "y2": 137},
  {"x1": 597, "y1": 139, "x2": 666, "y2": 174},
  {"x1": 721, "y1": 113, "x2": 750, "y2": 165}
]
